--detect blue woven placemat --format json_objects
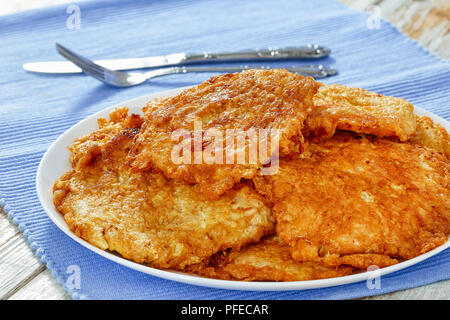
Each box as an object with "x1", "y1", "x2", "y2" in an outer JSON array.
[{"x1": 0, "y1": 0, "x2": 449, "y2": 300}]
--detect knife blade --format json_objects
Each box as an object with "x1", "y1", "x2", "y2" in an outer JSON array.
[{"x1": 23, "y1": 45, "x2": 330, "y2": 74}]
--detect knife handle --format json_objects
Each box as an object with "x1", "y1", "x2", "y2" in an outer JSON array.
[{"x1": 183, "y1": 45, "x2": 330, "y2": 63}]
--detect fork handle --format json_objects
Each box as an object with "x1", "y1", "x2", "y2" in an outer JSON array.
[
  {"x1": 184, "y1": 45, "x2": 330, "y2": 61},
  {"x1": 173, "y1": 65, "x2": 336, "y2": 78}
]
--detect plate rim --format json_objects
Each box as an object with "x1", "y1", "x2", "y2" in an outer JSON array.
[{"x1": 36, "y1": 87, "x2": 450, "y2": 291}]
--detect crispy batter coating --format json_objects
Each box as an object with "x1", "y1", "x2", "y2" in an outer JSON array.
[
  {"x1": 306, "y1": 83, "x2": 416, "y2": 141},
  {"x1": 186, "y1": 236, "x2": 353, "y2": 281},
  {"x1": 53, "y1": 109, "x2": 275, "y2": 269},
  {"x1": 409, "y1": 115, "x2": 450, "y2": 158},
  {"x1": 69, "y1": 107, "x2": 143, "y2": 170},
  {"x1": 253, "y1": 132, "x2": 449, "y2": 269},
  {"x1": 129, "y1": 69, "x2": 318, "y2": 199}
]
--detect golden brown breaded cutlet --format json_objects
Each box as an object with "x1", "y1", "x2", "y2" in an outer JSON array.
[
  {"x1": 128, "y1": 69, "x2": 318, "y2": 199},
  {"x1": 186, "y1": 236, "x2": 353, "y2": 281},
  {"x1": 253, "y1": 131, "x2": 450, "y2": 270},
  {"x1": 409, "y1": 115, "x2": 450, "y2": 158},
  {"x1": 53, "y1": 109, "x2": 275, "y2": 269},
  {"x1": 306, "y1": 83, "x2": 416, "y2": 141},
  {"x1": 52, "y1": 71, "x2": 450, "y2": 281}
]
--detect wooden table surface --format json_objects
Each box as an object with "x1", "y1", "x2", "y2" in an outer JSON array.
[{"x1": 0, "y1": 0, "x2": 449, "y2": 300}]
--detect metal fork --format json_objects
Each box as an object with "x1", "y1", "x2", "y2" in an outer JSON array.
[{"x1": 56, "y1": 43, "x2": 337, "y2": 87}]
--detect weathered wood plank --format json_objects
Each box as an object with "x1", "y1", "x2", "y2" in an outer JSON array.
[
  {"x1": 341, "y1": 0, "x2": 450, "y2": 59},
  {"x1": 8, "y1": 270, "x2": 70, "y2": 300},
  {"x1": 367, "y1": 279, "x2": 450, "y2": 300},
  {"x1": 0, "y1": 233, "x2": 45, "y2": 299},
  {"x1": 0, "y1": 210, "x2": 20, "y2": 247}
]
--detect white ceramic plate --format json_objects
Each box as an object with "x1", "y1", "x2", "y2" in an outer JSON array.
[{"x1": 36, "y1": 87, "x2": 449, "y2": 291}]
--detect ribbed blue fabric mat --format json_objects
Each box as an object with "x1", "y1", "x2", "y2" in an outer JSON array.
[{"x1": 0, "y1": 0, "x2": 449, "y2": 300}]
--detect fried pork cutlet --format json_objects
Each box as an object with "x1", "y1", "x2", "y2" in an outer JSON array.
[
  {"x1": 128, "y1": 69, "x2": 318, "y2": 199},
  {"x1": 306, "y1": 83, "x2": 416, "y2": 141},
  {"x1": 187, "y1": 236, "x2": 353, "y2": 281},
  {"x1": 409, "y1": 115, "x2": 450, "y2": 158},
  {"x1": 53, "y1": 109, "x2": 275, "y2": 269},
  {"x1": 253, "y1": 132, "x2": 450, "y2": 270}
]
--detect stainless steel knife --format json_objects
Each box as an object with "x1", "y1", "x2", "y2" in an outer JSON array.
[{"x1": 23, "y1": 45, "x2": 330, "y2": 74}]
